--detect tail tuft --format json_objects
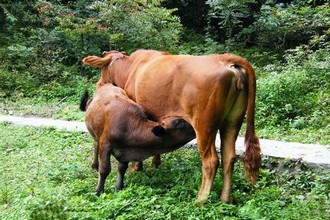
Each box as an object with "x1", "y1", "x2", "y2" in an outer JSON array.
[
  {"x1": 243, "y1": 134, "x2": 260, "y2": 184},
  {"x1": 241, "y1": 57, "x2": 261, "y2": 185}
]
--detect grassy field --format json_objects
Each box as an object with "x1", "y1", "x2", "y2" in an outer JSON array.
[{"x1": 0, "y1": 122, "x2": 329, "y2": 219}]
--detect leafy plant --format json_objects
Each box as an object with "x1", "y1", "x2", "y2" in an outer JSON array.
[
  {"x1": 249, "y1": 2, "x2": 330, "y2": 50},
  {"x1": 206, "y1": 0, "x2": 256, "y2": 50},
  {"x1": 256, "y1": 39, "x2": 330, "y2": 144}
]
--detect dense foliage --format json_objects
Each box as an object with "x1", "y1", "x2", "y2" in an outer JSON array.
[
  {"x1": 0, "y1": 1, "x2": 329, "y2": 140},
  {"x1": 256, "y1": 44, "x2": 330, "y2": 143},
  {"x1": 0, "y1": 1, "x2": 329, "y2": 218},
  {"x1": 0, "y1": 123, "x2": 329, "y2": 219}
]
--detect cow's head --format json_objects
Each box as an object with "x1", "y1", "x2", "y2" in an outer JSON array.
[
  {"x1": 158, "y1": 117, "x2": 195, "y2": 140},
  {"x1": 82, "y1": 51, "x2": 127, "y2": 87},
  {"x1": 82, "y1": 51, "x2": 125, "y2": 69}
]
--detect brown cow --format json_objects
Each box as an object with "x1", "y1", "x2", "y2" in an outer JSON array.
[
  {"x1": 80, "y1": 83, "x2": 195, "y2": 194},
  {"x1": 82, "y1": 49, "x2": 260, "y2": 203}
]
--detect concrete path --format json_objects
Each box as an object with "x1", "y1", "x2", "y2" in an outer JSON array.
[{"x1": 1, "y1": 114, "x2": 329, "y2": 169}]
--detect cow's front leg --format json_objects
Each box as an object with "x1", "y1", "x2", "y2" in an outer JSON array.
[{"x1": 116, "y1": 161, "x2": 129, "y2": 191}]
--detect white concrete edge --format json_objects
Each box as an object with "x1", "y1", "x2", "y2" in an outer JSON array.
[{"x1": 1, "y1": 115, "x2": 329, "y2": 168}]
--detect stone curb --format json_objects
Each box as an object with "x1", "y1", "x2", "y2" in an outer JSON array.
[{"x1": 1, "y1": 115, "x2": 329, "y2": 169}]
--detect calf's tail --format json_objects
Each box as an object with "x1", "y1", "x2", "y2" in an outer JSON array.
[
  {"x1": 243, "y1": 63, "x2": 261, "y2": 184},
  {"x1": 80, "y1": 89, "x2": 89, "y2": 111}
]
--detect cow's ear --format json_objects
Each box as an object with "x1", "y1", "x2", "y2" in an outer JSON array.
[{"x1": 151, "y1": 126, "x2": 166, "y2": 137}]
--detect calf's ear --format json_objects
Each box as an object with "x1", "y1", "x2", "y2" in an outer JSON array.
[{"x1": 151, "y1": 126, "x2": 166, "y2": 137}]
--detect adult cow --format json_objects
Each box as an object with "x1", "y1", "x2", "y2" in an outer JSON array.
[{"x1": 82, "y1": 49, "x2": 260, "y2": 203}]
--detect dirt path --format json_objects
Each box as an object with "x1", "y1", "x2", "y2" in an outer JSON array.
[{"x1": 1, "y1": 114, "x2": 329, "y2": 169}]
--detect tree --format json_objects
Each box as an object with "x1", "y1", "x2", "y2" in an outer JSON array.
[
  {"x1": 206, "y1": 0, "x2": 259, "y2": 49},
  {"x1": 250, "y1": 1, "x2": 330, "y2": 49}
]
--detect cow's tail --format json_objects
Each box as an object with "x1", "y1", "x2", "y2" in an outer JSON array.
[
  {"x1": 82, "y1": 54, "x2": 112, "y2": 69},
  {"x1": 80, "y1": 89, "x2": 90, "y2": 111},
  {"x1": 243, "y1": 63, "x2": 261, "y2": 185}
]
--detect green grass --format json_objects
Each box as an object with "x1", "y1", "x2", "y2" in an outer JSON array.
[
  {"x1": 257, "y1": 126, "x2": 330, "y2": 145},
  {"x1": 0, "y1": 97, "x2": 85, "y2": 121},
  {"x1": 1, "y1": 123, "x2": 329, "y2": 219}
]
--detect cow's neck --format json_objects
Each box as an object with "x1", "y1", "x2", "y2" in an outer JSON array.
[{"x1": 109, "y1": 58, "x2": 131, "y2": 89}]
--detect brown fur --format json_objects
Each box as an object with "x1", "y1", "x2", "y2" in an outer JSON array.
[
  {"x1": 82, "y1": 49, "x2": 260, "y2": 203},
  {"x1": 82, "y1": 84, "x2": 195, "y2": 194}
]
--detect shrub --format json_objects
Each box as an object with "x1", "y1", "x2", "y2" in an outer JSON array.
[
  {"x1": 249, "y1": 2, "x2": 330, "y2": 50},
  {"x1": 256, "y1": 46, "x2": 330, "y2": 131}
]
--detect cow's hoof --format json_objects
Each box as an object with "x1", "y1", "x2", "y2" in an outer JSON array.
[
  {"x1": 194, "y1": 198, "x2": 208, "y2": 207},
  {"x1": 220, "y1": 194, "x2": 232, "y2": 204}
]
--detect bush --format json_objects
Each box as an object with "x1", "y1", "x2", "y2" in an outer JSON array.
[
  {"x1": 0, "y1": 68, "x2": 37, "y2": 98},
  {"x1": 90, "y1": 0, "x2": 183, "y2": 52},
  {"x1": 249, "y1": 2, "x2": 330, "y2": 50},
  {"x1": 0, "y1": 0, "x2": 183, "y2": 101},
  {"x1": 256, "y1": 46, "x2": 330, "y2": 131}
]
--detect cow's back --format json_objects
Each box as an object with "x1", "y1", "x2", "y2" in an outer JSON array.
[{"x1": 129, "y1": 54, "x2": 248, "y2": 124}]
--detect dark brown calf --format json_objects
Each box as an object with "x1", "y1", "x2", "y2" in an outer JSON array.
[{"x1": 80, "y1": 84, "x2": 195, "y2": 194}]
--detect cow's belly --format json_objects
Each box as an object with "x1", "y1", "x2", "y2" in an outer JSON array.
[
  {"x1": 135, "y1": 94, "x2": 187, "y2": 122},
  {"x1": 134, "y1": 80, "x2": 215, "y2": 125},
  {"x1": 133, "y1": 77, "x2": 198, "y2": 122}
]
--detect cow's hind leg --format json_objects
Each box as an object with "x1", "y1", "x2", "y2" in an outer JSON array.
[
  {"x1": 219, "y1": 124, "x2": 241, "y2": 203},
  {"x1": 196, "y1": 130, "x2": 219, "y2": 204},
  {"x1": 116, "y1": 161, "x2": 129, "y2": 191},
  {"x1": 95, "y1": 141, "x2": 111, "y2": 195},
  {"x1": 129, "y1": 155, "x2": 161, "y2": 173},
  {"x1": 219, "y1": 91, "x2": 246, "y2": 203},
  {"x1": 129, "y1": 161, "x2": 143, "y2": 173}
]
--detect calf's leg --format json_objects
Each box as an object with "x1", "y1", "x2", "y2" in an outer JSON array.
[
  {"x1": 116, "y1": 161, "x2": 129, "y2": 191},
  {"x1": 95, "y1": 141, "x2": 111, "y2": 195},
  {"x1": 151, "y1": 154, "x2": 162, "y2": 168},
  {"x1": 91, "y1": 140, "x2": 99, "y2": 171}
]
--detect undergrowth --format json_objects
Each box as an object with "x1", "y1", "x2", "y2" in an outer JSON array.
[{"x1": 0, "y1": 123, "x2": 329, "y2": 219}]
